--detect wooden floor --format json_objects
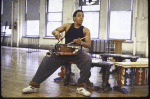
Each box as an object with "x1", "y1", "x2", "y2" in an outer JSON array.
[{"x1": 1, "y1": 46, "x2": 149, "y2": 98}]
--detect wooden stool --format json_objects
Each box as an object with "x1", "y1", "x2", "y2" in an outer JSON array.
[
  {"x1": 54, "y1": 62, "x2": 76, "y2": 86},
  {"x1": 46, "y1": 51, "x2": 76, "y2": 85},
  {"x1": 114, "y1": 62, "x2": 148, "y2": 94}
]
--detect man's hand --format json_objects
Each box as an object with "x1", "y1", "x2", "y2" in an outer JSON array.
[
  {"x1": 55, "y1": 32, "x2": 61, "y2": 40},
  {"x1": 52, "y1": 30, "x2": 61, "y2": 40},
  {"x1": 73, "y1": 37, "x2": 81, "y2": 45},
  {"x1": 52, "y1": 24, "x2": 70, "y2": 41}
]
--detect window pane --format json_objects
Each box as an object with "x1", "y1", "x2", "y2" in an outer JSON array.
[
  {"x1": 1, "y1": 26, "x2": 5, "y2": 32},
  {"x1": 109, "y1": 0, "x2": 131, "y2": 11},
  {"x1": 1, "y1": 0, "x2": 12, "y2": 26},
  {"x1": 82, "y1": 12, "x2": 99, "y2": 38},
  {"x1": 47, "y1": 13, "x2": 62, "y2": 21},
  {"x1": 27, "y1": 20, "x2": 39, "y2": 36},
  {"x1": 1, "y1": 26, "x2": 11, "y2": 35},
  {"x1": 27, "y1": 0, "x2": 40, "y2": 20},
  {"x1": 47, "y1": 22, "x2": 61, "y2": 36},
  {"x1": 48, "y1": 0, "x2": 62, "y2": 12},
  {"x1": 82, "y1": 5, "x2": 100, "y2": 11},
  {"x1": 80, "y1": 0, "x2": 100, "y2": 11},
  {"x1": 5, "y1": 26, "x2": 11, "y2": 35},
  {"x1": 109, "y1": 11, "x2": 131, "y2": 39}
]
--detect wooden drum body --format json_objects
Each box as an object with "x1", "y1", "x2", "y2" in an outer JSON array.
[{"x1": 55, "y1": 44, "x2": 81, "y2": 55}]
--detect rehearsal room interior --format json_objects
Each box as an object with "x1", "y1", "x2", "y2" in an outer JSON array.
[{"x1": 1, "y1": 0, "x2": 149, "y2": 98}]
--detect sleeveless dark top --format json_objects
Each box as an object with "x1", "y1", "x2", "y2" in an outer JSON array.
[{"x1": 65, "y1": 23, "x2": 85, "y2": 44}]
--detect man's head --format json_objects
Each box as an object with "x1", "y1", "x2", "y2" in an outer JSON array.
[{"x1": 73, "y1": 10, "x2": 84, "y2": 25}]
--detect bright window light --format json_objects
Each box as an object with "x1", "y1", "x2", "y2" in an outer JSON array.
[
  {"x1": 48, "y1": 0, "x2": 63, "y2": 12},
  {"x1": 81, "y1": 0, "x2": 100, "y2": 39},
  {"x1": 109, "y1": 11, "x2": 131, "y2": 39},
  {"x1": 1, "y1": 26, "x2": 11, "y2": 35},
  {"x1": 47, "y1": 13, "x2": 62, "y2": 21},
  {"x1": 47, "y1": 22, "x2": 61, "y2": 37},
  {"x1": 46, "y1": 0, "x2": 63, "y2": 37},
  {"x1": 82, "y1": 12, "x2": 99, "y2": 38},
  {"x1": 27, "y1": 20, "x2": 39, "y2": 36}
]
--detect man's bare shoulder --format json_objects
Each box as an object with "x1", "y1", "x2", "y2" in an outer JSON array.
[
  {"x1": 63, "y1": 23, "x2": 72, "y2": 27},
  {"x1": 83, "y1": 26, "x2": 90, "y2": 33}
]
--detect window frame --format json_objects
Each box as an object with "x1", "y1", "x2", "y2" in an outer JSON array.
[
  {"x1": 82, "y1": 10, "x2": 100, "y2": 39},
  {"x1": 45, "y1": 0, "x2": 63, "y2": 38},
  {"x1": 26, "y1": 20, "x2": 40, "y2": 36},
  {"x1": 81, "y1": 0, "x2": 100, "y2": 39},
  {"x1": 1, "y1": 26, "x2": 12, "y2": 37},
  {"x1": 24, "y1": 0, "x2": 40, "y2": 37},
  {"x1": 1, "y1": 0, "x2": 12, "y2": 37},
  {"x1": 107, "y1": 0, "x2": 134, "y2": 40}
]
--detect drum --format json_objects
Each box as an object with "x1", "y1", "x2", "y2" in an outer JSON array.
[{"x1": 55, "y1": 44, "x2": 81, "y2": 55}]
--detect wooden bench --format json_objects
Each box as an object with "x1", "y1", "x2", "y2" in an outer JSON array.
[
  {"x1": 100, "y1": 54, "x2": 140, "y2": 62},
  {"x1": 91, "y1": 61, "x2": 114, "y2": 93},
  {"x1": 113, "y1": 62, "x2": 148, "y2": 94},
  {"x1": 100, "y1": 54, "x2": 140, "y2": 73}
]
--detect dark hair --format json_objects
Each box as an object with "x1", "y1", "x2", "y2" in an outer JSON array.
[{"x1": 73, "y1": 10, "x2": 84, "y2": 21}]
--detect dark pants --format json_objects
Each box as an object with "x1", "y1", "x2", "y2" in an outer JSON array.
[{"x1": 31, "y1": 50, "x2": 92, "y2": 86}]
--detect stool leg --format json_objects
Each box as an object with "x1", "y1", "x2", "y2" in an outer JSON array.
[
  {"x1": 98, "y1": 66, "x2": 112, "y2": 93},
  {"x1": 99, "y1": 56, "x2": 108, "y2": 73},
  {"x1": 113, "y1": 67, "x2": 128, "y2": 94},
  {"x1": 99, "y1": 67, "x2": 103, "y2": 73},
  {"x1": 63, "y1": 65, "x2": 70, "y2": 85},
  {"x1": 63, "y1": 63, "x2": 76, "y2": 86},
  {"x1": 54, "y1": 66, "x2": 64, "y2": 81},
  {"x1": 69, "y1": 65, "x2": 75, "y2": 76}
]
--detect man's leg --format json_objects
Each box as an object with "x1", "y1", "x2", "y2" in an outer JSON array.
[
  {"x1": 22, "y1": 53, "x2": 68, "y2": 93},
  {"x1": 70, "y1": 50, "x2": 92, "y2": 84},
  {"x1": 32, "y1": 53, "x2": 68, "y2": 85},
  {"x1": 70, "y1": 50, "x2": 92, "y2": 96}
]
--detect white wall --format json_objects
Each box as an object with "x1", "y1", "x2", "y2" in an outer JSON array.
[
  {"x1": 122, "y1": 0, "x2": 148, "y2": 57},
  {"x1": 6, "y1": 0, "x2": 148, "y2": 57}
]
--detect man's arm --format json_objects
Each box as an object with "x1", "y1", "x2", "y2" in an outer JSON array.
[
  {"x1": 82, "y1": 27, "x2": 91, "y2": 48},
  {"x1": 73, "y1": 27, "x2": 91, "y2": 48},
  {"x1": 52, "y1": 23, "x2": 68, "y2": 40}
]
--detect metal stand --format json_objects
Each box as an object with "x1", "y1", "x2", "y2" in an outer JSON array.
[{"x1": 26, "y1": 37, "x2": 40, "y2": 53}]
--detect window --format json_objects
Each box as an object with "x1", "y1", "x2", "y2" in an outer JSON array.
[
  {"x1": 108, "y1": 0, "x2": 133, "y2": 40},
  {"x1": 1, "y1": 0, "x2": 12, "y2": 36},
  {"x1": 79, "y1": 0, "x2": 100, "y2": 39},
  {"x1": 46, "y1": 0, "x2": 63, "y2": 37},
  {"x1": 83, "y1": 12, "x2": 99, "y2": 38},
  {"x1": 25, "y1": 0, "x2": 40, "y2": 36},
  {"x1": 1, "y1": 0, "x2": 3, "y2": 15},
  {"x1": 110, "y1": 11, "x2": 131, "y2": 39},
  {"x1": 1, "y1": 26, "x2": 12, "y2": 36},
  {"x1": 26, "y1": 20, "x2": 39, "y2": 36}
]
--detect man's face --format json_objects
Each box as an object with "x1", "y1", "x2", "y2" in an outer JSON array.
[{"x1": 73, "y1": 12, "x2": 84, "y2": 25}]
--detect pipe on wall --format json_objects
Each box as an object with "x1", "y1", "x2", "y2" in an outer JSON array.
[
  {"x1": 133, "y1": 0, "x2": 138, "y2": 55},
  {"x1": 11, "y1": 1, "x2": 14, "y2": 47}
]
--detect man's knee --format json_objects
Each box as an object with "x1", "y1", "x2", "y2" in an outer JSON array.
[
  {"x1": 84, "y1": 55, "x2": 92, "y2": 63},
  {"x1": 82, "y1": 55, "x2": 91, "y2": 70}
]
